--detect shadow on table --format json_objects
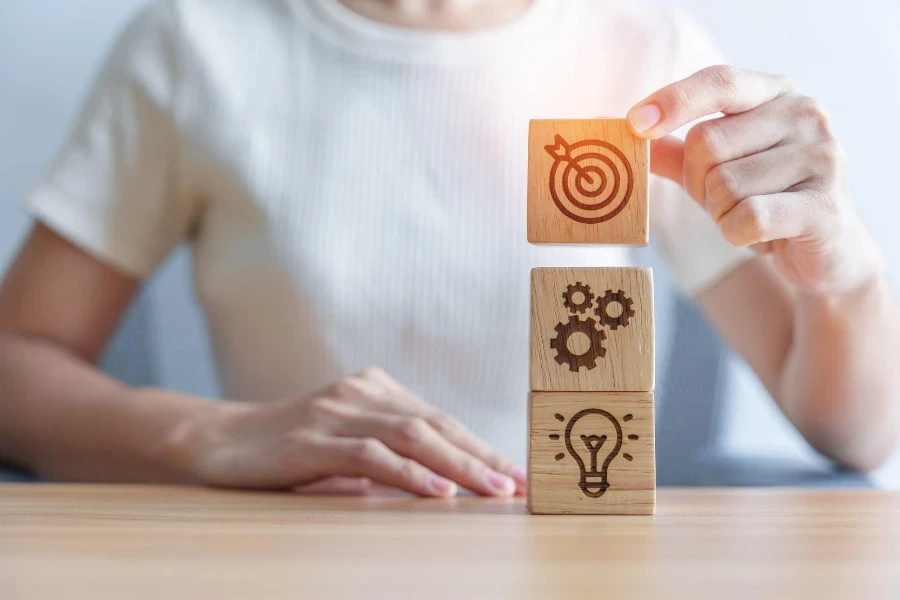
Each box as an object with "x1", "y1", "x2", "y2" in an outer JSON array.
[{"x1": 0, "y1": 462, "x2": 34, "y2": 483}]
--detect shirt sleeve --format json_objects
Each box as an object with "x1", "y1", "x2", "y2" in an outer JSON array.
[
  {"x1": 648, "y1": 10, "x2": 754, "y2": 296},
  {"x1": 22, "y1": 0, "x2": 197, "y2": 279}
]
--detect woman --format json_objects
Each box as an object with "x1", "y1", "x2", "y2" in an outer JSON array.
[{"x1": 0, "y1": 0, "x2": 896, "y2": 496}]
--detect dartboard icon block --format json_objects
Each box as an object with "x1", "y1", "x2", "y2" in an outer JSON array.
[
  {"x1": 527, "y1": 119, "x2": 649, "y2": 245},
  {"x1": 530, "y1": 267, "x2": 654, "y2": 392}
]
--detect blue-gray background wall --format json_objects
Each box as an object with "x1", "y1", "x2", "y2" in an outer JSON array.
[{"x1": 2, "y1": 1, "x2": 899, "y2": 485}]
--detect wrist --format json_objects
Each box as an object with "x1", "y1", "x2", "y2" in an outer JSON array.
[
  {"x1": 799, "y1": 249, "x2": 887, "y2": 315},
  {"x1": 806, "y1": 212, "x2": 885, "y2": 300},
  {"x1": 156, "y1": 395, "x2": 250, "y2": 484},
  {"x1": 841, "y1": 217, "x2": 886, "y2": 295}
]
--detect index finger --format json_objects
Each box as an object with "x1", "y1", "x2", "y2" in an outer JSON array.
[
  {"x1": 626, "y1": 65, "x2": 795, "y2": 139},
  {"x1": 358, "y1": 380, "x2": 528, "y2": 493}
]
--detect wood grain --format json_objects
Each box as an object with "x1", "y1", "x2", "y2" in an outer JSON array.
[
  {"x1": 529, "y1": 392, "x2": 655, "y2": 515},
  {"x1": 527, "y1": 119, "x2": 649, "y2": 244},
  {"x1": 2, "y1": 485, "x2": 900, "y2": 600},
  {"x1": 531, "y1": 267, "x2": 654, "y2": 392}
]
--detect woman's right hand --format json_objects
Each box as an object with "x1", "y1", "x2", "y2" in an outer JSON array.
[{"x1": 175, "y1": 367, "x2": 524, "y2": 497}]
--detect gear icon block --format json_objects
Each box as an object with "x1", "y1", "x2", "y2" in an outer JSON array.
[{"x1": 531, "y1": 267, "x2": 654, "y2": 392}]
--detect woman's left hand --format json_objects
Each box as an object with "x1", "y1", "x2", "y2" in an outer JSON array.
[{"x1": 627, "y1": 65, "x2": 883, "y2": 295}]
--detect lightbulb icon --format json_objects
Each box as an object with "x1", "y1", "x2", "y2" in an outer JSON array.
[{"x1": 550, "y1": 409, "x2": 637, "y2": 498}]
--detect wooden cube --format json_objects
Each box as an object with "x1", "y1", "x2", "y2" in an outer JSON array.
[
  {"x1": 527, "y1": 119, "x2": 649, "y2": 245},
  {"x1": 531, "y1": 267, "x2": 653, "y2": 392},
  {"x1": 528, "y1": 391, "x2": 655, "y2": 515}
]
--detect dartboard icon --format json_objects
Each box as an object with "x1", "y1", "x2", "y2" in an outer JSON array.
[{"x1": 544, "y1": 134, "x2": 634, "y2": 224}]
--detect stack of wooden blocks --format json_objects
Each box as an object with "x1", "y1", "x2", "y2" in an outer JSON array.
[{"x1": 526, "y1": 119, "x2": 655, "y2": 515}]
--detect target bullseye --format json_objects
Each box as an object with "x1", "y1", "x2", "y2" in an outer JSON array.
[
  {"x1": 573, "y1": 165, "x2": 606, "y2": 198},
  {"x1": 544, "y1": 134, "x2": 634, "y2": 224}
]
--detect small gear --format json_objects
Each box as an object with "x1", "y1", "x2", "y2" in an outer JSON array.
[
  {"x1": 562, "y1": 282, "x2": 594, "y2": 315},
  {"x1": 550, "y1": 316, "x2": 607, "y2": 372},
  {"x1": 595, "y1": 289, "x2": 635, "y2": 330}
]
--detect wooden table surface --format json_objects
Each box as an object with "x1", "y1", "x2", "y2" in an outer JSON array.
[{"x1": 1, "y1": 485, "x2": 899, "y2": 599}]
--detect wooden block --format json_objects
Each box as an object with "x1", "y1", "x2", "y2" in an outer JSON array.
[
  {"x1": 528, "y1": 391, "x2": 655, "y2": 515},
  {"x1": 531, "y1": 267, "x2": 653, "y2": 392},
  {"x1": 527, "y1": 119, "x2": 649, "y2": 245}
]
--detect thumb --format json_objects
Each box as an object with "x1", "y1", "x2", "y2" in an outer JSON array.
[{"x1": 649, "y1": 135, "x2": 685, "y2": 186}]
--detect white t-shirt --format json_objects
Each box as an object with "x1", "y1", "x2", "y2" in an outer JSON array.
[{"x1": 25, "y1": 0, "x2": 750, "y2": 462}]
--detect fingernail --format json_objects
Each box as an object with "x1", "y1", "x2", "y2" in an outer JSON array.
[
  {"x1": 628, "y1": 103, "x2": 662, "y2": 134},
  {"x1": 511, "y1": 466, "x2": 527, "y2": 486},
  {"x1": 428, "y1": 475, "x2": 457, "y2": 497},
  {"x1": 486, "y1": 470, "x2": 515, "y2": 495}
]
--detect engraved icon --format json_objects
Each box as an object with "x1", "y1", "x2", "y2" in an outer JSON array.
[
  {"x1": 550, "y1": 316, "x2": 606, "y2": 372},
  {"x1": 544, "y1": 134, "x2": 634, "y2": 224},
  {"x1": 549, "y1": 283, "x2": 635, "y2": 372},
  {"x1": 550, "y1": 410, "x2": 638, "y2": 498},
  {"x1": 562, "y1": 282, "x2": 594, "y2": 314},
  {"x1": 595, "y1": 289, "x2": 635, "y2": 330}
]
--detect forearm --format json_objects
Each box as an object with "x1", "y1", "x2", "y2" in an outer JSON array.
[
  {"x1": 700, "y1": 256, "x2": 900, "y2": 471},
  {"x1": 0, "y1": 333, "x2": 215, "y2": 482},
  {"x1": 779, "y1": 271, "x2": 900, "y2": 470}
]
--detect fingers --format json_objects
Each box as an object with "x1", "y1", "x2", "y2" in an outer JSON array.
[
  {"x1": 330, "y1": 368, "x2": 527, "y2": 493},
  {"x1": 321, "y1": 436, "x2": 459, "y2": 498},
  {"x1": 704, "y1": 145, "x2": 823, "y2": 222},
  {"x1": 330, "y1": 368, "x2": 427, "y2": 415},
  {"x1": 336, "y1": 410, "x2": 516, "y2": 497},
  {"x1": 717, "y1": 191, "x2": 825, "y2": 248},
  {"x1": 292, "y1": 476, "x2": 378, "y2": 496},
  {"x1": 422, "y1": 413, "x2": 527, "y2": 495},
  {"x1": 293, "y1": 476, "x2": 404, "y2": 496},
  {"x1": 679, "y1": 105, "x2": 800, "y2": 205},
  {"x1": 708, "y1": 137, "x2": 846, "y2": 248},
  {"x1": 648, "y1": 136, "x2": 685, "y2": 185},
  {"x1": 628, "y1": 65, "x2": 795, "y2": 139},
  {"x1": 676, "y1": 96, "x2": 836, "y2": 206},
  {"x1": 355, "y1": 366, "x2": 408, "y2": 394},
  {"x1": 327, "y1": 369, "x2": 393, "y2": 405},
  {"x1": 378, "y1": 398, "x2": 526, "y2": 494}
]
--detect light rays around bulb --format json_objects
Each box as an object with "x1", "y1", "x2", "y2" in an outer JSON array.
[{"x1": 549, "y1": 412, "x2": 639, "y2": 467}]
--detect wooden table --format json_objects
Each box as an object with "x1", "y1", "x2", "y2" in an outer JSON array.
[{"x1": 1, "y1": 485, "x2": 899, "y2": 599}]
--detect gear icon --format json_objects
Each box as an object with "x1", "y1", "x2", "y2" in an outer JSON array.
[
  {"x1": 550, "y1": 316, "x2": 607, "y2": 372},
  {"x1": 595, "y1": 289, "x2": 635, "y2": 330},
  {"x1": 562, "y1": 282, "x2": 594, "y2": 314}
]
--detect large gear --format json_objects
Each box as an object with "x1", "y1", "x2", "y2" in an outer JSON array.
[
  {"x1": 562, "y1": 282, "x2": 594, "y2": 315},
  {"x1": 550, "y1": 316, "x2": 607, "y2": 372},
  {"x1": 595, "y1": 289, "x2": 635, "y2": 330}
]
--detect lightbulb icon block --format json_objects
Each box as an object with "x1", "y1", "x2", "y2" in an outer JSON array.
[
  {"x1": 531, "y1": 267, "x2": 653, "y2": 392},
  {"x1": 528, "y1": 391, "x2": 655, "y2": 515},
  {"x1": 527, "y1": 119, "x2": 649, "y2": 245}
]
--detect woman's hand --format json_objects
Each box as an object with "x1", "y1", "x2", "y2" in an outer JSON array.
[
  {"x1": 176, "y1": 367, "x2": 524, "y2": 497},
  {"x1": 628, "y1": 65, "x2": 883, "y2": 296}
]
